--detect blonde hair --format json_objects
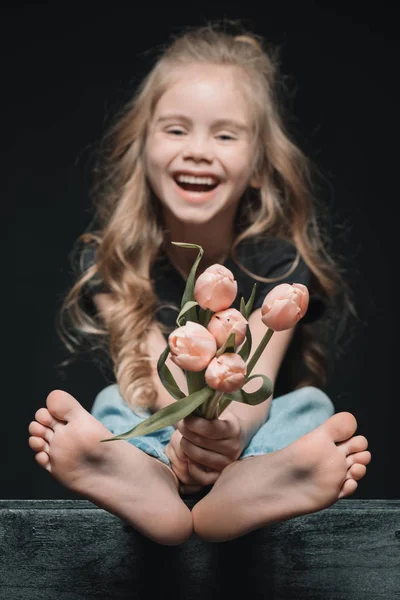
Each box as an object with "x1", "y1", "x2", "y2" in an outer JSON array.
[{"x1": 58, "y1": 21, "x2": 353, "y2": 409}]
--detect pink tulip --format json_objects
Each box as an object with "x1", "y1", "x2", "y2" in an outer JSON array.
[
  {"x1": 207, "y1": 308, "x2": 248, "y2": 348},
  {"x1": 168, "y1": 321, "x2": 217, "y2": 372},
  {"x1": 194, "y1": 264, "x2": 238, "y2": 312},
  {"x1": 205, "y1": 352, "x2": 247, "y2": 393},
  {"x1": 261, "y1": 283, "x2": 309, "y2": 331}
]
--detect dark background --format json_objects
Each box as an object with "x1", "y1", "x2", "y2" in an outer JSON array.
[{"x1": 3, "y1": 2, "x2": 397, "y2": 500}]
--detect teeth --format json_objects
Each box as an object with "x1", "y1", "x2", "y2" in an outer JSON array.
[{"x1": 176, "y1": 174, "x2": 218, "y2": 185}]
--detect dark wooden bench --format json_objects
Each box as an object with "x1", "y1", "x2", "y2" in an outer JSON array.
[{"x1": 1, "y1": 499, "x2": 399, "y2": 599}]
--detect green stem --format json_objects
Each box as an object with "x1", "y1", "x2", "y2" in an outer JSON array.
[
  {"x1": 216, "y1": 396, "x2": 232, "y2": 417},
  {"x1": 203, "y1": 390, "x2": 224, "y2": 420},
  {"x1": 245, "y1": 328, "x2": 274, "y2": 377}
]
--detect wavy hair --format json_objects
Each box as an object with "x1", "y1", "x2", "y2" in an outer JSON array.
[{"x1": 58, "y1": 21, "x2": 353, "y2": 409}]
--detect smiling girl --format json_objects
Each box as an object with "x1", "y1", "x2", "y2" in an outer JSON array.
[{"x1": 28, "y1": 22, "x2": 370, "y2": 545}]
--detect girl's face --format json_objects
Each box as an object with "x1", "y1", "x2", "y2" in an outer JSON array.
[{"x1": 145, "y1": 63, "x2": 259, "y2": 227}]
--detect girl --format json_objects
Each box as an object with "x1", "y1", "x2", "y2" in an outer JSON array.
[{"x1": 28, "y1": 22, "x2": 370, "y2": 546}]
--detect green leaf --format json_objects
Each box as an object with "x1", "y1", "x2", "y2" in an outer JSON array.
[
  {"x1": 240, "y1": 297, "x2": 246, "y2": 317},
  {"x1": 171, "y1": 242, "x2": 204, "y2": 308},
  {"x1": 99, "y1": 385, "x2": 216, "y2": 441},
  {"x1": 157, "y1": 344, "x2": 186, "y2": 400},
  {"x1": 245, "y1": 283, "x2": 257, "y2": 319},
  {"x1": 176, "y1": 301, "x2": 199, "y2": 327},
  {"x1": 198, "y1": 307, "x2": 213, "y2": 327},
  {"x1": 186, "y1": 369, "x2": 206, "y2": 395},
  {"x1": 246, "y1": 328, "x2": 274, "y2": 377},
  {"x1": 223, "y1": 373, "x2": 273, "y2": 406},
  {"x1": 216, "y1": 331, "x2": 236, "y2": 357},
  {"x1": 238, "y1": 324, "x2": 252, "y2": 362}
]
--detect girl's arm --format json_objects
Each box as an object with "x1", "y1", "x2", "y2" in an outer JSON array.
[
  {"x1": 94, "y1": 293, "x2": 205, "y2": 489},
  {"x1": 93, "y1": 293, "x2": 187, "y2": 420}
]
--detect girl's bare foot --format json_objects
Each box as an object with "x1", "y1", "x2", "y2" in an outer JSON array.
[
  {"x1": 192, "y1": 412, "x2": 371, "y2": 542},
  {"x1": 28, "y1": 390, "x2": 193, "y2": 546}
]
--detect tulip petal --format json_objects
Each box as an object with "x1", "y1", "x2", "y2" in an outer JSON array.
[
  {"x1": 194, "y1": 264, "x2": 238, "y2": 311},
  {"x1": 261, "y1": 282, "x2": 310, "y2": 331},
  {"x1": 168, "y1": 321, "x2": 217, "y2": 371},
  {"x1": 207, "y1": 308, "x2": 248, "y2": 348},
  {"x1": 264, "y1": 298, "x2": 300, "y2": 330},
  {"x1": 205, "y1": 352, "x2": 247, "y2": 393}
]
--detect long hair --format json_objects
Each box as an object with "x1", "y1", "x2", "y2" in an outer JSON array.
[{"x1": 57, "y1": 21, "x2": 353, "y2": 409}]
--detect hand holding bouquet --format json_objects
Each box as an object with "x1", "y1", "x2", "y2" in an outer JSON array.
[{"x1": 101, "y1": 242, "x2": 309, "y2": 442}]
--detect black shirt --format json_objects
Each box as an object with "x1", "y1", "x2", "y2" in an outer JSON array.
[
  {"x1": 80, "y1": 235, "x2": 325, "y2": 395},
  {"x1": 152, "y1": 236, "x2": 323, "y2": 334},
  {"x1": 81, "y1": 235, "x2": 324, "y2": 332}
]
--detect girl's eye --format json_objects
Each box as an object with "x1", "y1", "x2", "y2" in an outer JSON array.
[
  {"x1": 217, "y1": 133, "x2": 236, "y2": 141},
  {"x1": 167, "y1": 128, "x2": 186, "y2": 136}
]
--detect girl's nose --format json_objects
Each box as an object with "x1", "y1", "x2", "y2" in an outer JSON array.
[{"x1": 182, "y1": 136, "x2": 213, "y2": 163}]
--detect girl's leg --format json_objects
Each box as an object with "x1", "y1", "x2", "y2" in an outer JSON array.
[
  {"x1": 92, "y1": 386, "x2": 206, "y2": 497},
  {"x1": 239, "y1": 386, "x2": 335, "y2": 458},
  {"x1": 91, "y1": 384, "x2": 176, "y2": 468},
  {"x1": 28, "y1": 387, "x2": 193, "y2": 546}
]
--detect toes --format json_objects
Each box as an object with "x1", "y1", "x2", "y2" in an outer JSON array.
[
  {"x1": 34, "y1": 390, "x2": 85, "y2": 434},
  {"x1": 46, "y1": 389, "x2": 84, "y2": 422},
  {"x1": 29, "y1": 436, "x2": 50, "y2": 454},
  {"x1": 29, "y1": 421, "x2": 54, "y2": 443},
  {"x1": 323, "y1": 412, "x2": 357, "y2": 443},
  {"x1": 339, "y1": 434, "x2": 368, "y2": 456},
  {"x1": 338, "y1": 478, "x2": 358, "y2": 499},
  {"x1": 346, "y1": 463, "x2": 367, "y2": 482},
  {"x1": 346, "y1": 450, "x2": 371, "y2": 468},
  {"x1": 35, "y1": 407, "x2": 57, "y2": 428},
  {"x1": 34, "y1": 451, "x2": 52, "y2": 472}
]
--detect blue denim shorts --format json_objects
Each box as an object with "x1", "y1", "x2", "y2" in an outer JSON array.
[{"x1": 91, "y1": 384, "x2": 334, "y2": 466}]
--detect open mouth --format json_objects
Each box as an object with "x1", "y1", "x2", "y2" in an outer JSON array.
[{"x1": 173, "y1": 173, "x2": 220, "y2": 193}]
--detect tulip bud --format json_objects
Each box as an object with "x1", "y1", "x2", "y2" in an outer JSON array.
[
  {"x1": 207, "y1": 308, "x2": 248, "y2": 348},
  {"x1": 194, "y1": 264, "x2": 238, "y2": 312},
  {"x1": 205, "y1": 352, "x2": 247, "y2": 393},
  {"x1": 261, "y1": 283, "x2": 309, "y2": 331},
  {"x1": 168, "y1": 321, "x2": 217, "y2": 372}
]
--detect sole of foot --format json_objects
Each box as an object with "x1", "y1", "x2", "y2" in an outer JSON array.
[
  {"x1": 191, "y1": 412, "x2": 371, "y2": 542},
  {"x1": 28, "y1": 389, "x2": 193, "y2": 546}
]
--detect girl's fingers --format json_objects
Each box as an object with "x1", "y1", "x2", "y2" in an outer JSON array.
[
  {"x1": 177, "y1": 425, "x2": 233, "y2": 454},
  {"x1": 174, "y1": 439, "x2": 190, "y2": 462},
  {"x1": 178, "y1": 415, "x2": 242, "y2": 458},
  {"x1": 179, "y1": 416, "x2": 228, "y2": 440},
  {"x1": 165, "y1": 444, "x2": 187, "y2": 481},
  {"x1": 180, "y1": 437, "x2": 231, "y2": 471},
  {"x1": 188, "y1": 460, "x2": 220, "y2": 485},
  {"x1": 165, "y1": 442, "x2": 203, "y2": 486}
]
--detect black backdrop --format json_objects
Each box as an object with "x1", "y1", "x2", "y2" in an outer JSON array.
[{"x1": 4, "y1": 2, "x2": 397, "y2": 501}]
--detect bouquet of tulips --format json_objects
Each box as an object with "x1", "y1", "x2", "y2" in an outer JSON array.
[{"x1": 101, "y1": 242, "x2": 309, "y2": 442}]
